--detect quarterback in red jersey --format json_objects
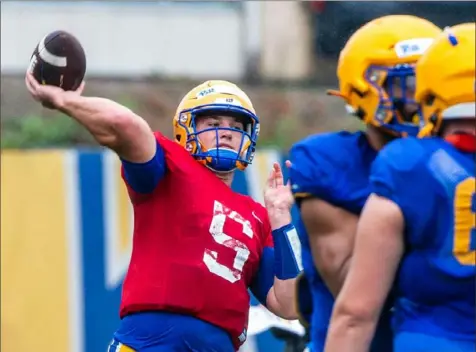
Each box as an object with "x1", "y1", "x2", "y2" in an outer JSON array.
[{"x1": 25, "y1": 76, "x2": 302, "y2": 351}]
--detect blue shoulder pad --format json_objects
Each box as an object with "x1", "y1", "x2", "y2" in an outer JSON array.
[
  {"x1": 370, "y1": 137, "x2": 425, "y2": 204},
  {"x1": 290, "y1": 133, "x2": 339, "y2": 202},
  {"x1": 289, "y1": 132, "x2": 364, "y2": 203}
]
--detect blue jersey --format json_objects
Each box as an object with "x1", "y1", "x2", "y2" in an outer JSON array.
[
  {"x1": 290, "y1": 131, "x2": 392, "y2": 352},
  {"x1": 370, "y1": 137, "x2": 475, "y2": 349}
]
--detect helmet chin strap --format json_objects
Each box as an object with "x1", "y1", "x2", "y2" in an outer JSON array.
[
  {"x1": 195, "y1": 140, "x2": 241, "y2": 173},
  {"x1": 204, "y1": 147, "x2": 241, "y2": 173},
  {"x1": 191, "y1": 123, "x2": 256, "y2": 173}
]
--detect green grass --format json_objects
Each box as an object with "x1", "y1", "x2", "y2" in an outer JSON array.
[{"x1": 1, "y1": 114, "x2": 95, "y2": 149}]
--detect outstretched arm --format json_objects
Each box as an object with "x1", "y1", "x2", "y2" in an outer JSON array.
[
  {"x1": 26, "y1": 73, "x2": 165, "y2": 194},
  {"x1": 26, "y1": 72, "x2": 156, "y2": 163}
]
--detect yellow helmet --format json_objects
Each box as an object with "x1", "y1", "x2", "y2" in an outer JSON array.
[
  {"x1": 415, "y1": 23, "x2": 476, "y2": 137},
  {"x1": 173, "y1": 80, "x2": 260, "y2": 172},
  {"x1": 328, "y1": 15, "x2": 441, "y2": 136}
]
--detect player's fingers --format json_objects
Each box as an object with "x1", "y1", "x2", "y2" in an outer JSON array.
[
  {"x1": 26, "y1": 72, "x2": 39, "y2": 90},
  {"x1": 25, "y1": 74, "x2": 33, "y2": 93},
  {"x1": 25, "y1": 72, "x2": 34, "y2": 91},
  {"x1": 27, "y1": 73, "x2": 43, "y2": 98},
  {"x1": 274, "y1": 162, "x2": 284, "y2": 187},
  {"x1": 285, "y1": 159, "x2": 292, "y2": 169},
  {"x1": 266, "y1": 167, "x2": 276, "y2": 189},
  {"x1": 25, "y1": 73, "x2": 38, "y2": 97}
]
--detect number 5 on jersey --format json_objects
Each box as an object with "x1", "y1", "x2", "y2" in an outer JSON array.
[
  {"x1": 204, "y1": 200, "x2": 254, "y2": 283},
  {"x1": 453, "y1": 177, "x2": 476, "y2": 266}
]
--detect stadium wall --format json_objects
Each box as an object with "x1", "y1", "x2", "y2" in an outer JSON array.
[
  {"x1": 1, "y1": 2, "x2": 245, "y2": 79},
  {"x1": 1, "y1": 148, "x2": 299, "y2": 352},
  {"x1": 1, "y1": 1, "x2": 313, "y2": 81}
]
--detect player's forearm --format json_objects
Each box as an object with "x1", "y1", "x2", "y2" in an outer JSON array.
[
  {"x1": 268, "y1": 213, "x2": 292, "y2": 231},
  {"x1": 254, "y1": 232, "x2": 301, "y2": 320},
  {"x1": 272, "y1": 223, "x2": 302, "y2": 269},
  {"x1": 266, "y1": 223, "x2": 302, "y2": 319},
  {"x1": 267, "y1": 278, "x2": 299, "y2": 319},
  {"x1": 335, "y1": 255, "x2": 351, "y2": 293},
  {"x1": 324, "y1": 313, "x2": 376, "y2": 352},
  {"x1": 57, "y1": 93, "x2": 156, "y2": 162},
  {"x1": 58, "y1": 92, "x2": 136, "y2": 145}
]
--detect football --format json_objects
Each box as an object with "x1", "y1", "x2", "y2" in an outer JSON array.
[{"x1": 28, "y1": 30, "x2": 86, "y2": 91}]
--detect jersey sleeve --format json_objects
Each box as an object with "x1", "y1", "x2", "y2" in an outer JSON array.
[
  {"x1": 121, "y1": 132, "x2": 167, "y2": 197},
  {"x1": 369, "y1": 138, "x2": 431, "y2": 222},
  {"x1": 289, "y1": 140, "x2": 339, "y2": 203},
  {"x1": 249, "y1": 205, "x2": 274, "y2": 306},
  {"x1": 369, "y1": 153, "x2": 401, "y2": 205},
  {"x1": 263, "y1": 215, "x2": 274, "y2": 248}
]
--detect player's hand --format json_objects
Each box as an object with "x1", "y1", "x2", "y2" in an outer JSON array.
[
  {"x1": 25, "y1": 72, "x2": 85, "y2": 110},
  {"x1": 264, "y1": 160, "x2": 294, "y2": 228}
]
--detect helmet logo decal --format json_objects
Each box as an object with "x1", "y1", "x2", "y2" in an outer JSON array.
[
  {"x1": 179, "y1": 113, "x2": 188, "y2": 123},
  {"x1": 394, "y1": 38, "x2": 434, "y2": 58},
  {"x1": 196, "y1": 88, "x2": 215, "y2": 98}
]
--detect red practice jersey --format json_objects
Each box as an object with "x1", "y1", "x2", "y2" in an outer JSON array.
[{"x1": 120, "y1": 132, "x2": 274, "y2": 349}]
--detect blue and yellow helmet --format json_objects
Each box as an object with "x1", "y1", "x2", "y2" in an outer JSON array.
[
  {"x1": 415, "y1": 23, "x2": 476, "y2": 137},
  {"x1": 173, "y1": 80, "x2": 260, "y2": 172},
  {"x1": 328, "y1": 15, "x2": 442, "y2": 137}
]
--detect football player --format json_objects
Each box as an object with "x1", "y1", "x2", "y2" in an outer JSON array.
[
  {"x1": 289, "y1": 15, "x2": 442, "y2": 352},
  {"x1": 325, "y1": 23, "x2": 475, "y2": 352},
  {"x1": 25, "y1": 77, "x2": 303, "y2": 351}
]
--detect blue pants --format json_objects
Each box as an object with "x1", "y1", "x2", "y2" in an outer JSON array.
[
  {"x1": 395, "y1": 332, "x2": 475, "y2": 352},
  {"x1": 110, "y1": 312, "x2": 234, "y2": 352}
]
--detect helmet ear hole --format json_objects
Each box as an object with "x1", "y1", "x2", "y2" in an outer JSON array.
[
  {"x1": 355, "y1": 107, "x2": 366, "y2": 120},
  {"x1": 425, "y1": 94, "x2": 436, "y2": 106},
  {"x1": 352, "y1": 88, "x2": 366, "y2": 98},
  {"x1": 176, "y1": 134, "x2": 182, "y2": 142}
]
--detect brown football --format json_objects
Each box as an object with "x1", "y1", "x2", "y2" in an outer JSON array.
[{"x1": 28, "y1": 30, "x2": 86, "y2": 91}]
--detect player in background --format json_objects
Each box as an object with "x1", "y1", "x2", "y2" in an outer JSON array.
[
  {"x1": 288, "y1": 15, "x2": 442, "y2": 352},
  {"x1": 25, "y1": 76, "x2": 303, "y2": 351},
  {"x1": 325, "y1": 23, "x2": 475, "y2": 352}
]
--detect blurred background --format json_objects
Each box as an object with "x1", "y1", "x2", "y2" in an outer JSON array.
[{"x1": 1, "y1": 1, "x2": 475, "y2": 352}]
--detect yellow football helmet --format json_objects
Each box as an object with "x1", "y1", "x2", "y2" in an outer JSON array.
[
  {"x1": 173, "y1": 80, "x2": 260, "y2": 172},
  {"x1": 415, "y1": 23, "x2": 476, "y2": 137},
  {"x1": 328, "y1": 15, "x2": 441, "y2": 136}
]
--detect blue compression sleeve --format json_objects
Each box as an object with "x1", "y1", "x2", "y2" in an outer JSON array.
[
  {"x1": 272, "y1": 223, "x2": 303, "y2": 280},
  {"x1": 250, "y1": 224, "x2": 303, "y2": 306},
  {"x1": 250, "y1": 247, "x2": 275, "y2": 306},
  {"x1": 121, "y1": 140, "x2": 166, "y2": 194}
]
